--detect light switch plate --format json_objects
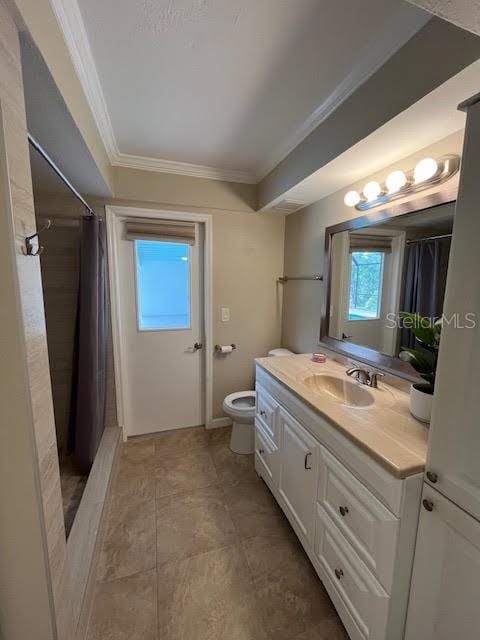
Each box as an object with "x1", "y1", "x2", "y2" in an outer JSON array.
[{"x1": 221, "y1": 307, "x2": 230, "y2": 322}]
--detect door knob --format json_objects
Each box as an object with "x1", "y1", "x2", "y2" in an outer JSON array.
[{"x1": 193, "y1": 342, "x2": 203, "y2": 350}]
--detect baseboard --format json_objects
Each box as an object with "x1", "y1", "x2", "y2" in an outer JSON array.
[{"x1": 208, "y1": 417, "x2": 232, "y2": 430}]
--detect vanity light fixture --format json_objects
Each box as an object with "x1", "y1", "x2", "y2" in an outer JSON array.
[
  {"x1": 414, "y1": 157, "x2": 438, "y2": 184},
  {"x1": 363, "y1": 181, "x2": 382, "y2": 202},
  {"x1": 344, "y1": 190, "x2": 361, "y2": 207},
  {"x1": 385, "y1": 170, "x2": 407, "y2": 194},
  {"x1": 344, "y1": 155, "x2": 459, "y2": 211}
]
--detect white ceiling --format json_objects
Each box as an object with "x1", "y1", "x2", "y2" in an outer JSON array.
[
  {"x1": 276, "y1": 58, "x2": 480, "y2": 212},
  {"x1": 67, "y1": 0, "x2": 428, "y2": 181}
]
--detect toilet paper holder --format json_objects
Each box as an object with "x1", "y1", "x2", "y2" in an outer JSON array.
[{"x1": 215, "y1": 344, "x2": 237, "y2": 352}]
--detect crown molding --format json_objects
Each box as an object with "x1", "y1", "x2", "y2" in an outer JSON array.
[
  {"x1": 112, "y1": 152, "x2": 256, "y2": 184},
  {"x1": 255, "y1": 5, "x2": 431, "y2": 181},
  {"x1": 50, "y1": 0, "x2": 118, "y2": 160},
  {"x1": 50, "y1": 0, "x2": 429, "y2": 186},
  {"x1": 49, "y1": 0, "x2": 256, "y2": 183}
]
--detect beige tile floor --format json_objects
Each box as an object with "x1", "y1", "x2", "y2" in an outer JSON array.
[{"x1": 86, "y1": 426, "x2": 348, "y2": 640}]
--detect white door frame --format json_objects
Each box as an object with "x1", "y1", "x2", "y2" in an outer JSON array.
[{"x1": 105, "y1": 205, "x2": 213, "y2": 438}]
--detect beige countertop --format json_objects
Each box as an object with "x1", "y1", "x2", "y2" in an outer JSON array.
[{"x1": 255, "y1": 353, "x2": 428, "y2": 479}]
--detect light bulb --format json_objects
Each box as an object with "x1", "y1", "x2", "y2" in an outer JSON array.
[
  {"x1": 386, "y1": 170, "x2": 407, "y2": 194},
  {"x1": 363, "y1": 181, "x2": 381, "y2": 202},
  {"x1": 414, "y1": 158, "x2": 438, "y2": 184},
  {"x1": 344, "y1": 190, "x2": 360, "y2": 207}
]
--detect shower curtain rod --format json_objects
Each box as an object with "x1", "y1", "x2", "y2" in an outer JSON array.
[
  {"x1": 28, "y1": 133, "x2": 96, "y2": 217},
  {"x1": 406, "y1": 233, "x2": 452, "y2": 245}
]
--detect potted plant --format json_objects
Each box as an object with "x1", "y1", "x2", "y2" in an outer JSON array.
[{"x1": 398, "y1": 312, "x2": 441, "y2": 423}]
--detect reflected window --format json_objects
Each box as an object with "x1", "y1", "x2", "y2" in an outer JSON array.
[
  {"x1": 135, "y1": 240, "x2": 190, "y2": 330},
  {"x1": 348, "y1": 251, "x2": 384, "y2": 320}
]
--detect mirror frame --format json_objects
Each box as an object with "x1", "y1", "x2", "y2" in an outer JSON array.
[{"x1": 320, "y1": 187, "x2": 457, "y2": 379}]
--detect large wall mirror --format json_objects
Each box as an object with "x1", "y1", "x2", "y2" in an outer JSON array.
[{"x1": 321, "y1": 195, "x2": 456, "y2": 377}]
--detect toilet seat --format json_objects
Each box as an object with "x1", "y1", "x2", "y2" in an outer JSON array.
[{"x1": 223, "y1": 390, "x2": 256, "y2": 420}]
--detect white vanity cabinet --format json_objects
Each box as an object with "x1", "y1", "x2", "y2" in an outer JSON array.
[
  {"x1": 404, "y1": 487, "x2": 480, "y2": 640},
  {"x1": 278, "y1": 408, "x2": 319, "y2": 546},
  {"x1": 255, "y1": 367, "x2": 423, "y2": 640}
]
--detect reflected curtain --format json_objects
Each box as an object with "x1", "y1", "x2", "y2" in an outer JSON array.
[
  {"x1": 71, "y1": 215, "x2": 107, "y2": 472},
  {"x1": 401, "y1": 237, "x2": 451, "y2": 349}
]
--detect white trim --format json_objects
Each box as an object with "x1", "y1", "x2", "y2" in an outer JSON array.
[
  {"x1": 209, "y1": 417, "x2": 233, "y2": 430},
  {"x1": 112, "y1": 152, "x2": 256, "y2": 184},
  {"x1": 106, "y1": 205, "x2": 214, "y2": 435},
  {"x1": 255, "y1": 6, "x2": 431, "y2": 180},
  {"x1": 50, "y1": 0, "x2": 118, "y2": 160}
]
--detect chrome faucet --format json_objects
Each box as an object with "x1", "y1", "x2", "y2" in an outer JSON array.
[{"x1": 346, "y1": 367, "x2": 385, "y2": 388}]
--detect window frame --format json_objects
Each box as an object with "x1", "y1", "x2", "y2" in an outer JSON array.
[
  {"x1": 133, "y1": 238, "x2": 193, "y2": 333},
  {"x1": 346, "y1": 250, "x2": 385, "y2": 322}
]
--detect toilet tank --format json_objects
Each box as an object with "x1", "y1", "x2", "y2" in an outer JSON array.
[{"x1": 268, "y1": 348, "x2": 293, "y2": 357}]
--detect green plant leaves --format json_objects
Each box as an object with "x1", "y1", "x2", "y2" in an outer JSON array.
[
  {"x1": 398, "y1": 348, "x2": 435, "y2": 373},
  {"x1": 399, "y1": 312, "x2": 439, "y2": 350}
]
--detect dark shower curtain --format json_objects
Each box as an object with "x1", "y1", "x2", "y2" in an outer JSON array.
[
  {"x1": 400, "y1": 237, "x2": 451, "y2": 349},
  {"x1": 72, "y1": 215, "x2": 107, "y2": 472}
]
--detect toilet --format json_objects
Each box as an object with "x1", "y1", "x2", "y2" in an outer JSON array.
[{"x1": 223, "y1": 348, "x2": 293, "y2": 454}]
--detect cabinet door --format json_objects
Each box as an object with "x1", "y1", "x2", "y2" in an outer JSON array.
[
  {"x1": 405, "y1": 486, "x2": 480, "y2": 640},
  {"x1": 426, "y1": 100, "x2": 480, "y2": 520},
  {"x1": 278, "y1": 409, "x2": 318, "y2": 544}
]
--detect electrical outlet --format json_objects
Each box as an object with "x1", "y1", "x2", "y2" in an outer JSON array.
[{"x1": 221, "y1": 307, "x2": 230, "y2": 322}]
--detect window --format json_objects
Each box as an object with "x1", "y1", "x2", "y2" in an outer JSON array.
[
  {"x1": 135, "y1": 240, "x2": 191, "y2": 330},
  {"x1": 348, "y1": 251, "x2": 384, "y2": 320}
]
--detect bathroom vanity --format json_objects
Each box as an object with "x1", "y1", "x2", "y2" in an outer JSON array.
[{"x1": 254, "y1": 354, "x2": 428, "y2": 640}]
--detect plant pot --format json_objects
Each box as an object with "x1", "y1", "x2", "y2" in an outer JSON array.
[{"x1": 410, "y1": 383, "x2": 433, "y2": 423}]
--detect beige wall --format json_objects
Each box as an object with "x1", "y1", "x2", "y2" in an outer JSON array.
[
  {"x1": 282, "y1": 129, "x2": 464, "y2": 354},
  {"x1": 113, "y1": 166, "x2": 258, "y2": 213},
  {"x1": 0, "y1": 2, "x2": 73, "y2": 638},
  {"x1": 94, "y1": 166, "x2": 284, "y2": 419}
]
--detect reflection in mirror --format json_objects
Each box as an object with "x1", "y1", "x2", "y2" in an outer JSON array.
[{"x1": 327, "y1": 202, "x2": 454, "y2": 359}]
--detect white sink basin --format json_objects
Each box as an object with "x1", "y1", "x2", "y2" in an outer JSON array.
[{"x1": 302, "y1": 374, "x2": 374, "y2": 408}]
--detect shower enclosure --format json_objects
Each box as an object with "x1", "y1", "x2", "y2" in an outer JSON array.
[{"x1": 29, "y1": 138, "x2": 109, "y2": 536}]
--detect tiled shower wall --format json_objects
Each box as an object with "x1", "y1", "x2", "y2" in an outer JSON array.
[{"x1": 0, "y1": 3, "x2": 74, "y2": 637}]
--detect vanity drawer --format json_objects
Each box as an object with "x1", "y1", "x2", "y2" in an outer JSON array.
[
  {"x1": 315, "y1": 505, "x2": 390, "y2": 640},
  {"x1": 318, "y1": 445, "x2": 399, "y2": 591},
  {"x1": 255, "y1": 426, "x2": 278, "y2": 490},
  {"x1": 255, "y1": 384, "x2": 279, "y2": 442}
]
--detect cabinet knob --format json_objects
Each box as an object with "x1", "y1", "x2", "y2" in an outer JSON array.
[
  {"x1": 260, "y1": 410, "x2": 267, "y2": 418},
  {"x1": 426, "y1": 470, "x2": 438, "y2": 484},
  {"x1": 334, "y1": 568, "x2": 344, "y2": 580},
  {"x1": 422, "y1": 498, "x2": 434, "y2": 512},
  {"x1": 304, "y1": 452, "x2": 312, "y2": 470},
  {"x1": 258, "y1": 448, "x2": 265, "y2": 456},
  {"x1": 339, "y1": 506, "x2": 349, "y2": 517}
]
